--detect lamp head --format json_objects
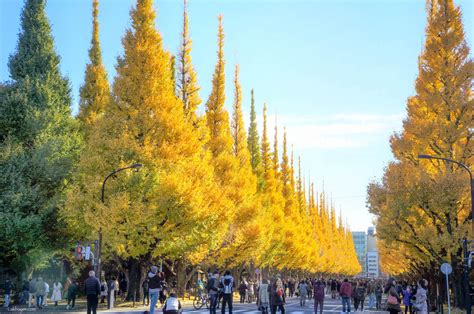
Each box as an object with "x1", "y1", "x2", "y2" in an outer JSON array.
[
  {"x1": 417, "y1": 154, "x2": 433, "y2": 159},
  {"x1": 132, "y1": 163, "x2": 143, "y2": 168}
]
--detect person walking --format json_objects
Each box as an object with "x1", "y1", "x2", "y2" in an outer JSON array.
[
  {"x1": 298, "y1": 280, "x2": 308, "y2": 307},
  {"x1": 207, "y1": 271, "x2": 220, "y2": 314},
  {"x1": 108, "y1": 277, "x2": 116, "y2": 309},
  {"x1": 63, "y1": 277, "x2": 71, "y2": 305},
  {"x1": 158, "y1": 273, "x2": 167, "y2": 305},
  {"x1": 142, "y1": 277, "x2": 150, "y2": 306},
  {"x1": 100, "y1": 278, "x2": 108, "y2": 304},
  {"x1": 3, "y1": 278, "x2": 12, "y2": 308},
  {"x1": 269, "y1": 278, "x2": 286, "y2": 314},
  {"x1": 35, "y1": 277, "x2": 46, "y2": 309},
  {"x1": 339, "y1": 278, "x2": 353, "y2": 314},
  {"x1": 384, "y1": 278, "x2": 402, "y2": 314},
  {"x1": 367, "y1": 280, "x2": 376, "y2": 309},
  {"x1": 66, "y1": 279, "x2": 78, "y2": 310},
  {"x1": 248, "y1": 280, "x2": 255, "y2": 303},
  {"x1": 354, "y1": 282, "x2": 366, "y2": 311},
  {"x1": 330, "y1": 279, "x2": 337, "y2": 299},
  {"x1": 413, "y1": 280, "x2": 428, "y2": 314},
  {"x1": 51, "y1": 280, "x2": 62, "y2": 306},
  {"x1": 375, "y1": 283, "x2": 383, "y2": 310},
  {"x1": 42, "y1": 279, "x2": 50, "y2": 307},
  {"x1": 219, "y1": 270, "x2": 234, "y2": 314},
  {"x1": 258, "y1": 279, "x2": 270, "y2": 314},
  {"x1": 238, "y1": 279, "x2": 248, "y2": 304},
  {"x1": 84, "y1": 270, "x2": 101, "y2": 314},
  {"x1": 313, "y1": 278, "x2": 326, "y2": 314},
  {"x1": 28, "y1": 278, "x2": 36, "y2": 308},
  {"x1": 20, "y1": 280, "x2": 29, "y2": 305},
  {"x1": 402, "y1": 285, "x2": 413, "y2": 314},
  {"x1": 148, "y1": 266, "x2": 162, "y2": 314}
]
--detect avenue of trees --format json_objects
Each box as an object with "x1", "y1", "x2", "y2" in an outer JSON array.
[
  {"x1": 367, "y1": 0, "x2": 473, "y2": 308},
  {"x1": 0, "y1": 0, "x2": 361, "y2": 297}
]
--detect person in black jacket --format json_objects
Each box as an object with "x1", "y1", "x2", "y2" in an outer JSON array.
[
  {"x1": 148, "y1": 266, "x2": 163, "y2": 314},
  {"x1": 84, "y1": 270, "x2": 101, "y2": 314}
]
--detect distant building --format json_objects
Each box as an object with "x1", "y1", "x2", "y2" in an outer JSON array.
[
  {"x1": 352, "y1": 227, "x2": 381, "y2": 277},
  {"x1": 367, "y1": 251, "x2": 379, "y2": 277},
  {"x1": 352, "y1": 231, "x2": 367, "y2": 275}
]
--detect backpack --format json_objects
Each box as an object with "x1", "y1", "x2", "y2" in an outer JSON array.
[
  {"x1": 101, "y1": 284, "x2": 106, "y2": 292},
  {"x1": 222, "y1": 277, "x2": 232, "y2": 294}
]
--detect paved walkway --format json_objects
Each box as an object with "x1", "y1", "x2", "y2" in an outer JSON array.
[{"x1": 1, "y1": 296, "x2": 387, "y2": 313}]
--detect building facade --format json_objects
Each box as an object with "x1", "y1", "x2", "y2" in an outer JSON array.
[
  {"x1": 352, "y1": 231, "x2": 367, "y2": 275},
  {"x1": 366, "y1": 251, "x2": 379, "y2": 277},
  {"x1": 352, "y1": 227, "x2": 380, "y2": 277}
]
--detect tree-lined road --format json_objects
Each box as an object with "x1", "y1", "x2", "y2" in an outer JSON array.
[{"x1": 182, "y1": 296, "x2": 387, "y2": 314}]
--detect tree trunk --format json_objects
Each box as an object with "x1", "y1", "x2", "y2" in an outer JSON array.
[
  {"x1": 125, "y1": 257, "x2": 147, "y2": 302},
  {"x1": 176, "y1": 259, "x2": 187, "y2": 297}
]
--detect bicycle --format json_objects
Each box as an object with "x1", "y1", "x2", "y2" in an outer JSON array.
[{"x1": 193, "y1": 292, "x2": 210, "y2": 310}]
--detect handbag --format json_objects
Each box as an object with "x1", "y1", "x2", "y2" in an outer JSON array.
[{"x1": 387, "y1": 295, "x2": 398, "y2": 305}]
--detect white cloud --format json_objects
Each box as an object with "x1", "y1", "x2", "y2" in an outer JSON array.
[{"x1": 248, "y1": 112, "x2": 404, "y2": 150}]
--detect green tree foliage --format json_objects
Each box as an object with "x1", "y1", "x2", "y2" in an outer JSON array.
[{"x1": 0, "y1": 0, "x2": 81, "y2": 274}]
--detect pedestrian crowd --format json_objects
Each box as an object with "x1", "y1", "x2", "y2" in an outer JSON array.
[{"x1": 0, "y1": 269, "x2": 430, "y2": 314}]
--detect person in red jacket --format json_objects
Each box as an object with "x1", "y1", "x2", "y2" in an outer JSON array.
[{"x1": 339, "y1": 279, "x2": 353, "y2": 313}]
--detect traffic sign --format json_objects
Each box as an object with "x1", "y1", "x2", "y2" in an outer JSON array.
[
  {"x1": 441, "y1": 262, "x2": 452, "y2": 275},
  {"x1": 441, "y1": 262, "x2": 452, "y2": 314}
]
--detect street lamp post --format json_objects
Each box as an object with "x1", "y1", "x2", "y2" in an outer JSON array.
[
  {"x1": 97, "y1": 163, "x2": 143, "y2": 279},
  {"x1": 418, "y1": 154, "x2": 472, "y2": 314}
]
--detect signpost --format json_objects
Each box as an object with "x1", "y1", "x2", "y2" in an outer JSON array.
[{"x1": 441, "y1": 262, "x2": 453, "y2": 314}]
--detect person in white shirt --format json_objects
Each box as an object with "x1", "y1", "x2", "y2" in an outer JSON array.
[
  {"x1": 163, "y1": 293, "x2": 181, "y2": 314},
  {"x1": 51, "y1": 280, "x2": 62, "y2": 306}
]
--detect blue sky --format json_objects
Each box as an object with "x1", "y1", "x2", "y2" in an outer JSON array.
[{"x1": 1, "y1": 0, "x2": 473, "y2": 232}]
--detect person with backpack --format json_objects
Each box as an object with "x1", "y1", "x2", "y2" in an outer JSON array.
[
  {"x1": 269, "y1": 277, "x2": 285, "y2": 314},
  {"x1": 219, "y1": 270, "x2": 234, "y2": 314},
  {"x1": 207, "y1": 271, "x2": 220, "y2": 314},
  {"x1": 339, "y1": 278, "x2": 353, "y2": 314}
]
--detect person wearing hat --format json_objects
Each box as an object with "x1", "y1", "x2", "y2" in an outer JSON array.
[{"x1": 149, "y1": 265, "x2": 163, "y2": 314}]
